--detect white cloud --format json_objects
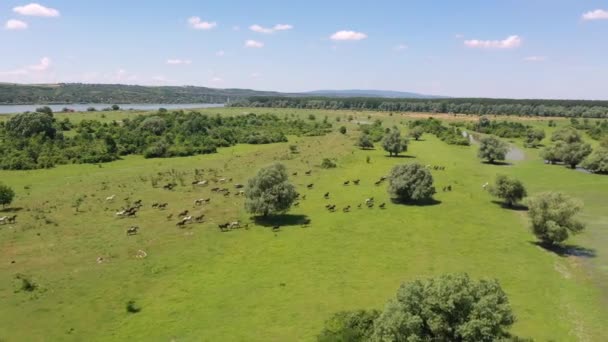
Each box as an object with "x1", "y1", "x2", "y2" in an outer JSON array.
[
  {"x1": 5, "y1": 19, "x2": 28, "y2": 30},
  {"x1": 13, "y1": 3, "x2": 60, "y2": 17},
  {"x1": 330, "y1": 30, "x2": 367, "y2": 41},
  {"x1": 394, "y1": 43, "x2": 408, "y2": 51},
  {"x1": 29, "y1": 57, "x2": 51, "y2": 71},
  {"x1": 582, "y1": 9, "x2": 608, "y2": 21},
  {"x1": 454, "y1": 33, "x2": 464, "y2": 39},
  {"x1": 464, "y1": 35, "x2": 522, "y2": 49},
  {"x1": 0, "y1": 57, "x2": 52, "y2": 82},
  {"x1": 211, "y1": 77, "x2": 223, "y2": 83},
  {"x1": 188, "y1": 16, "x2": 217, "y2": 30},
  {"x1": 216, "y1": 50, "x2": 225, "y2": 57},
  {"x1": 523, "y1": 56, "x2": 547, "y2": 62},
  {"x1": 249, "y1": 23, "x2": 293, "y2": 34},
  {"x1": 244, "y1": 40, "x2": 264, "y2": 48},
  {"x1": 166, "y1": 59, "x2": 192, "y2": 65}
]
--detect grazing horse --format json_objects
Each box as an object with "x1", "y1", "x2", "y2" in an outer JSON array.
[
  {"x1": 194, "y1": 214, "x2": 205, "y2": 223},
  {"x1": 374, "y1": 180, "x2": 383, "y2": 186},
  {"x1": 229, "y1": 221, "x2": 241, "y2": 229},
  {"x1": 307, "y1": 183, "x2": 314, "y2": 189},
  {"x1": 194, "y1": 198, "x2": 210, "y2": 206},
  {"x1": 176, "y1": 220, "x2": 187, "y2": 228},
  {"x1": 343, "y1": 180, "x2": 350, "y2": 186},
  {"x1": 294, "y1": 202, "x2": 300, "y2": 207},
  {"x1": 218, "y1": 223, "x2": 230, "y2": 231},
  {"x1": 0, "y1": 216, "x2": 7, "y2": 225},
  {"x1": 272, "y1": 225, "x2": 281, "y2": 232},
  {"x1": 126, "y1": 226, "x2": 139, "y2": 235},
  {"x1": 292, "y1": 172, "x2": 298, "y2": 176},
  {"x1": 106, "y1": 195, "x2": 116, "y2": 201},
  {"x1": 379, "y1": 203, "x2": 386, "y2": 209},
  {"x1": 305, "y1": 170, "x2": 312, "y2": 175},
  {"x1": 301, "y1": 218, "x2": 311, "y2": 227},
  {"x1": 353, "y1": 179, "x2": 360, "y2": 185},
  {"x1": 7, "y1": 215, "x2": 17, "y2": 224},
  {"x1": 234, "y1": 184, "x2": 244, "y2": 189},
  {"x1": 343, "y1": 206, "x2": 351, "y2": 213},
  {"x1": 324, "y1": 192, "x2": 330, "y2": 199},
  {"x1": 158, "y1": 203, "x2": 168, "y2": 209},
  {"x1": 178, "y1": 210, "x2": 189, "y2": 217}
]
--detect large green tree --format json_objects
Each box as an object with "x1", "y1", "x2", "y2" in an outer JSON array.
[
  {"x1": 581, "y1": 147, "x2": 608, "y2": 174},
  {"x1": 382, "y1": 128, "x2": 407, "y2": 157},
  {"x1": 357, "y1": 133, "x2": 375, "y2": 149},
  {"x1": 526, "y1": 192, "x2": 585, "y2": 245},
  {"x1": 388, "y1": 163, "x2": 435, "y2": 202},
  {"x1": 490, "y1": 175, "x2": 527, "y2": 207},
  {"x1": 244, "y1": 163, "x2": 298, "y2": 217},
  {"x1": 0, "y1": 183, "x2": 15, "y2": 208},
  {"x1": 408, "y1": 126, "x2": 424, "y2": 141},
  {"x1": 477, "y1": 136, "x2": 509, "y2": 164},
  {"x1": 560, "y1": 142, "x2": 592, "y2": 169},
  {"x1": 6, "y1": 112, "x2": 56, "y2": 138},
  {"x1": 371, "y1": 273, "x2": 515, "y2": 342}
]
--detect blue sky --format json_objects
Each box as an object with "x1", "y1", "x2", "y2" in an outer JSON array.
[{"x1": 1, "y1": 1, "x2": 608, "y2": 99}]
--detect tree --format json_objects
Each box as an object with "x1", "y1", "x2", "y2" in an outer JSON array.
[
  {"x1": 490, "y1": 175, "x2": 527, "y2": 207},
  {"x1": 318, "y1": 310, "x2": 380, "y2": 342},
  {"x1": 477, "y1": 136, "x2": 508, "y2": 164},
  {"x1": 244, "y1": 163, "x2": 298, "y2": 217},
  {"x1": 0, "y1": 183, "x2": 15, "y2": 208},
  {"x1": 6, "y1": 112, "x2": 56, "y2": 138},
  {"x1": 541, "y1": 141, "x2": 565, "y2": 164},
  {"x1": 526, "y1": 192, "x2": 585, "y2": 245},
  {"x1": 111, "y1": 104, "x2": 120, "y2": 111},
  {"x1": 382, "y1": 128, "x2": 407, "y2": 157},
  {"x1": 339, "y1": 126, "x2": 347, "y2": 134},
  {"x1": 551, "y1": 127, "x2": 581, "y2": 144},
  {"x1": 372, "y1": 273, "x2": 515, "y2": 342},
  {"x1": 357, "y1": 134, "x2": 374, "y2": 150},
  {"x1": 524, "y1": 128, "x2": 545, "y2": 148},
  {"x1": 581, "y1": 147, "x2": 608, "y2": 174},
  {"x1": 560, "y1": 142, "x2": 592, "y2": 169},
  {"x1": 388, "y1": 163, "x2": 435, "y2": 202},
  {"x1": 408, "y1": 126, "x2": 424, "y2": 141},
  {"x1": 35, "y1": 106, "x2": 53, "y2": 115}
]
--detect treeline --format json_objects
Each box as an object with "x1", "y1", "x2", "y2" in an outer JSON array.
[
  {"x1": 231, "y1": 96, "x2": 608, "y2": 118},
  {"x1": 0, "y1": 83, "x2": 284, "y2": 105},
  {"x1": 0, "y1": 109, "x2": 331, "y2": 170}
]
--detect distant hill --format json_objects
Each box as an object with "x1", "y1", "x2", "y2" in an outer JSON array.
[
  {"x1": 0, "y1": 83, "x2": 285, "y2": 105},
  {"x1": 304, "y1": 89, "x2": 446, "y2": 99}
]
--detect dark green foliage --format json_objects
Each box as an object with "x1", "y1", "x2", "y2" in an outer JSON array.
[
  {"x1": 478, "y1": 136, "x2": 509, "y2": 164},
  {"x1": 289, "y1": 144, "x2": 299, "y2": 153},
  {"x1": 524, "y1": 128, "x2": 546, "y2": 148},
  {"x1": 409, "y1": 118, "x2": 469, "y2": 145},
  {"x1": 388, "y1": 163, "x2": 435, "y2": 202},
  {"x1": 490, "y1": 175, "x2": 527, "y2": 207},
  {"x1": 408, "y1": 126, "x2": 424, "y2": 140},
  {"x1": 244, "y1": 163, "x2": 298, "y2": 217},
  {"x1": 581, "y1": 148, "x2": 608, "y2": 174},
  {"x1": 372, "y1": 273, "x2": 515, "y2": 342},
  {"x1": 526, "y1": 192, "x2": 585, "y2": 245},
  {"x1": 339, "y1": 126, "x2": 347, "y2": 134},
  {"x1": 233, "y1": 96, "x2": 608, "y2": 118},
  {"x1": 321, "y1": 158, "x2": 337, "y2": 169},
  {"x1": 317, "y1": 310, "x2": 380, "y2": 342},
  {"x1": 382, "y1": 128, "x2": 407, "y2": 157},
  {"x1": 111, "y1": 104, "x2": 120, "y2": 111},
  {"x1": 126, "y1": 300, "x2": 141, "y2": 313},
  {"x1": 35, "y1": 106, "x2": 53, "y2": 115},
  {"x1": 560, "y1": 142, "x2": 592, "y2": 169},
  {"x1": 359, "y1": 120, "x2": 385, "y2": 142},
  {"x1": 473, "y1": 117, "x2": 532, "y2": 139},
  {"x1": 357, "y1": 134, "x2": 374, "y2": 149},
  {"x1": 0, "y1": 111, "x2": 330, "y2": 170},
  {"x1": 542, "y1": 129, "x2": 592, "y2": 168},
  {"x1": 551, "y1": 127, "x2": 582, "y2": 144},
  {"x1": 0, "y1": 183, "x2": 15, "y2": 207},
  {"x1": 5, "y1": 111, "x2": 56, "y2": 138}
]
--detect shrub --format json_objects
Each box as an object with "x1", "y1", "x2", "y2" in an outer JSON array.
[
  {"x1": 321, "y1": 158, "x2": 337, "y2": 169},
  {"x1": 0, "y1": 184, "x2": 15, "y2": 208},
  {"x1": 318, "y1": 310, "x2": 380, "y2": 342},
  {"x1": 581, "y1": 148, "x2": 608, "y2": 174},
  {"x1": 126, "y1": 300, "x2": 141, "y2": 313},
  {"x1": 477, "y1": 136, "x2": 508, "y2": 164},
  {"x1": 357, "y1": 134, "x2": 374, "y2": 149},
  {"x1": 388, "y1": 163, "x2": 435, "y2": 202},
  {"x1": 339, "y1": 126, "x2": 347, "y2": 134},
  {"x1": 526, "y1": 192, "x2": 585, "y2": 245}
]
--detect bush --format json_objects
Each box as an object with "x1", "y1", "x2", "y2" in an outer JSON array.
[
  {"x1": 477, "y1": 136, "x2": 508, "y2": 164},
  {"x1": 126, "y1": 300, "x2": 141, "y2": 313},
  {"x1": 526, "y1": 192, "x2": 585, "y2": 245},
  {"x1": 489, "y1": 175, "x2": 527, "y2": 207},
  {"x1": 318, "y1": 310, "x2": 380, "y2": 342},
  {"x1": 339, "y1": 126, "x2": 347, "y2": 134},
  {"x1": 408, "y1": 126, "x2": 424, "y2": 140},
  {"x1": 388, "y1": 163, "x2": 435, "y2": 202},
  {"x1": 357, "y1": 134, "x2": 374, "y2": 149},
  {"x1": 0, "y1": 183, "x2": 15, "y2": 207},
  {"x1": 372, "y1": 273, "x2": 515, "y2": 342},
  {"x1": 581, "y1": 148, "x2": 608, "y2": 174},
  {"x1": 245, "y1": 163, "x2": 298, "y2": 217},
  {"x1": 321, "y1": 158, "x2": 337, "y2": 169}
]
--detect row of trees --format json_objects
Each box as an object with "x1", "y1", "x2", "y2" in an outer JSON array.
[
  {"x1": 0, "y1": 109, "x2": 332, "y2": 170},
  {"x1": 542, "y1": 127, "x2": 608, "y2": 172},
  {"x1": 232, "y1": 96, "x2": 608, "y2": 118}
]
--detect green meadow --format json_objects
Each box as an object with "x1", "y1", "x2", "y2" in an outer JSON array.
[{"x1": 1, "y1": 108, "x2": 607, "y2": 341}]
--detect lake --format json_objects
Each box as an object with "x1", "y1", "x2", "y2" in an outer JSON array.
[{"x1": 0, "y1": 103, "x2": 224, "y2": 114}]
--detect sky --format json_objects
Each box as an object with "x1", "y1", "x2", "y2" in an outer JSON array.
[{"x1": 1, "y1": 1, "x2": 608, "y2": 99}]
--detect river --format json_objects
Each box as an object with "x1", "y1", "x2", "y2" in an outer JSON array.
[{"x1": 0, "y1": 103, "x2": 224, "y2": 114}]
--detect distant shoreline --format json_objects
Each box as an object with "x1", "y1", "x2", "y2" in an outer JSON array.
[{"x1": 0, "y1": 103, "x2": 224, "y2": 115}]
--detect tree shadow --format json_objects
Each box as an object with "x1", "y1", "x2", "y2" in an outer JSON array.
[
  {"x1": 390, "y1": 198, "x2": 442, "y2": 207},
  {"x1": 253, "y1": 214, "x2": 310, "y2": 227},
  {"x1": 482, "y1": 161, "x2": 512, "y2": 166},
  {"x1": 530, "y1": 241, "x2": 596, "y2": 258},
  {"x1": 0, "y1": 207, "x2": 23, "y2": 213},
  {"x1": 385, "y1": 155, "x2": 416, "y2": 159},
  {"x1": 490, "y1": 201, "x2": 528, "y2": 211}
]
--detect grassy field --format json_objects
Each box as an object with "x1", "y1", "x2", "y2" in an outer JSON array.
[{"x1": 1, "y1": 108, "x2": 607, "y2": 341}]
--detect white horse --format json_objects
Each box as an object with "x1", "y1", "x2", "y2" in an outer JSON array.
[
  {"x1": 106, "y1": 194, "x2": 116, "y2": 201},
  {"x1": 0, "y1": 216, "x2": 7, "y2": 225}
]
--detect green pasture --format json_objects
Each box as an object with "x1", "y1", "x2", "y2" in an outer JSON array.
[{"x1": 0, "y1": 108, "x2": 607, "y2": 341}]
